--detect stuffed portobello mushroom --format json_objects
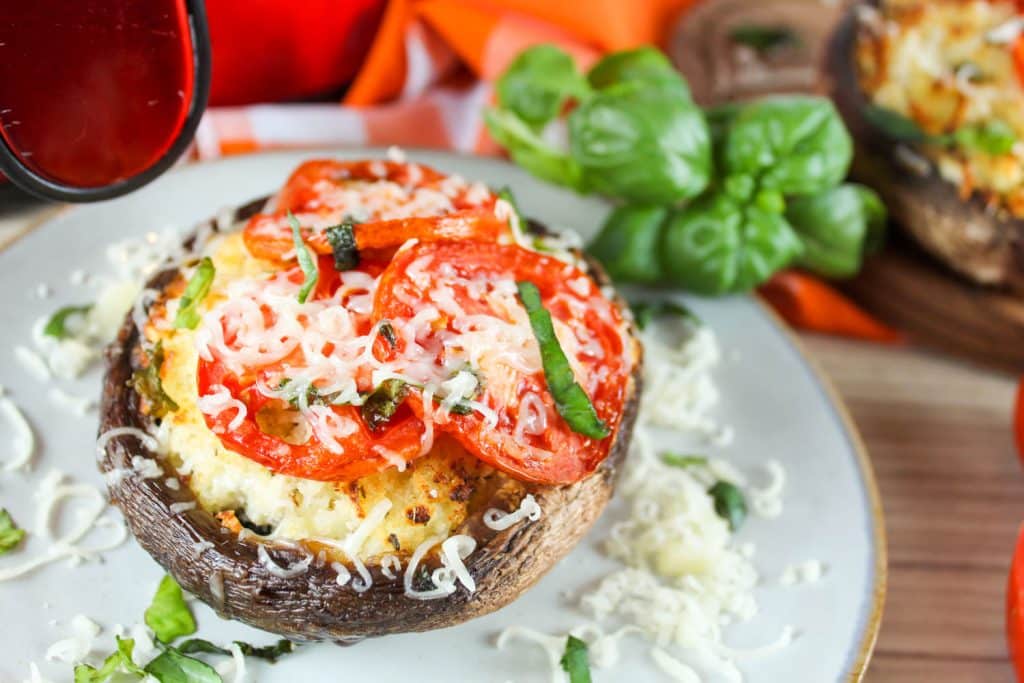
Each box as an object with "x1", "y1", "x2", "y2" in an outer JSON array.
[
  {"x1": 98, "y1": 159, "x2": 642, "y2": 642},
  {"x1": 828, "y1": 0, "x2": 1024, "y2": 289}
]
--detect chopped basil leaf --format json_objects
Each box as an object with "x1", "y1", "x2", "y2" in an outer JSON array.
[
  {"x1": 559, "y1": 636, "x2": 592, "y2": 683},
  {"x1": 174, "y1": 257, "x2": 216, "y2": 329},
  {"x1": 178, "y1": 638, "x2": 297, "y2": 663},
  {"x1": 144, "y1": 646, "x2": 222, "y2": 683},
  {"x1": 361, "y1": 379, "x2": 409, "y2": 432},
  {"x1": 954, "y1": 119, "x2": 1017, "y2": 156},
  {"x1": 287, "y1": 211, "x2": 319, "y2": 304},
  {"x1": 517, "y1": 281, "x2": 608, "y2": 439},
  {"x1": 379, "y1": 320, "x2": 398, "y2": 348},
  {"x1": 74, "y1": 637, "x2": 145, "y2": 683},
  {"x1": 131, "y1": 341, "x2": 179, "y2": 417},
  {"x1": 325, "y1": 221, "x2": 359, "y2": 271},
  {"x1": 708, "y1": 481, "x2": 747, "y2": 531},
  {"x1": 277, "y1": 378, "x2": 345, "y2": 408},
  {"x1": 862, "y1": 104, "x2": 933, "y2": 144},
  {"x1": 729, "y1": 24, "x2": 801, "y2": 54},
  {"x1": 629, "y1": 299, "x2": 700, "y2": 330},
  {"x1": 662, "y1": 453, "x2": 708, "y2": 468},
  {"x1": 0, "y1": 508, "x2": 25, "y2": 554},
  {"x1": 497, "y1": 185, "x2": 524, "y2": 226},
  {"x1": 43, "y1": 304, "x2": 92, "y2": 340},
  {"x1": 145, "y1": 575, "x2": 197, "y2": 644}
]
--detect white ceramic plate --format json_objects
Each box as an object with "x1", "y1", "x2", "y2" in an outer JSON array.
[{"x1": 0, "y1": 150, "x2": 884, "y2": 682}]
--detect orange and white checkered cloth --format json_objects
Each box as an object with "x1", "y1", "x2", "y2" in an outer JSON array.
[{"x1": 193, "y1": 0, "x2": 695, "y2": 159}]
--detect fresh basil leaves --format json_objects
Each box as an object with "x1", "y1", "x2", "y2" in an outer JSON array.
[
  {"x1": 786, "y1": 184, "x2": 887, "y2": 278},
  {"x1": 0, "y1": 508, "x2": 25, "y2": 554},
  {"x1": 486, "y1": 44, "x2": 712, "y2": 204},
  {"x1": 75, "y1": 574, "x2": 297, "y2": 682},
  {"x1": 174, "y1": 257, "x2": 215, "y2": 330},
  {"x1": 517, "y1": 281, "x2": 609, "y2": 439},
  {"x1": 287, "y1": 211, "x2": 319, "y2": 304}
]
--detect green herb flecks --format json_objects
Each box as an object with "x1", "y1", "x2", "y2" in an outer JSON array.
[
  {"x1": 516, "y1": 281, "x2": 608, "y2": 439},
  {"x1": 131, "y1": 341, "x2": 179, "y2": 418},
  {"x1": 287, "y1": 211, "x2": 319, "y2": 304},
  {"x1": 174, "y1": 257, "x2": 215, "y2": 329},
  {"x1": 361, "y1": 379, "x2": 409, "y2": 432},
  {"x1": 74, "y1": 637, "x2": 145, "y2": 683},
  {"x1": 662, "y1": 453, "x2": 708, "y2": 469},
  {"x1": 325, "y1": 220, "x2": 359, "y2": 271},
  {"x1": 145, "y1": 575, "x2": 196, "y2": 644},
  {"x1": 0, "y1": 508, "x2": 25, "y2": 554},
  {"x1": 379, "y1": 320, "x2": 398, "y2": 348},
  {"x1": 708, "y1": 480, "x2": 747, "y2": 531},
  {"x1": 630, "y1": 299, "x2": 701, "y2": 331},
  {"x1": 729, "y1": 24, "x2": 801, "y2": 54},
  {"x1": 43, "y1": 304, "x2": 92, "y2": 339},
  {"x1": 559, "y1": 635, "x2": 592, "y2": 683},
  {"x1": 178, "y1": 638, "x2": 297, "y2": 664}
]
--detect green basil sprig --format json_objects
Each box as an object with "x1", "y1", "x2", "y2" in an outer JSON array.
[
  {"x1": 287, "y1": 211, "x2": 319, "y2": 303},
  {"x1": 486, "y1": 45, "x2": 711, "y2": 204},
  {"x1": 662, "y1": 453, "x2": 708, "y2": 468},
  {"x1": 43, "y1": 304, "x2": 92, "y2": 339},
  {"x1": 0, "y1": 508, "x2": 25, "y2": 554},
  {"x1": 559, "y1": 635, "x2": 592, "y2": 683},
  {"x1": 174, "y1": 257, "x2": 215, "y2": 329},
  {"x1": 517, "y1": 281, "x2": 608, "y2": 439}
]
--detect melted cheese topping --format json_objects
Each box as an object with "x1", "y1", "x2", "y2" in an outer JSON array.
[
  {"x1": 151, "y1": 233, "x2": 497, "y2": 558},
  {"x1": 857, "y1": 0, "x2": 1024, "y2": 215}
]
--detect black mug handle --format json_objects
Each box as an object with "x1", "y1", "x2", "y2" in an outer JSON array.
[{"x1": 0, "y1": 0, "x2": 211, "y2": 203}]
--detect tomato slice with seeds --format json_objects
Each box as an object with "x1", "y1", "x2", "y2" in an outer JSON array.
[
  {"x1": 372, "y1": 241, "x2": 633, "y2": 485},
  {"x1": 243, "y1": 159, "x2": 509, "y2": 262},
  {"x1": 195, "y1": 258, "x2": 425, "y2": 481}
]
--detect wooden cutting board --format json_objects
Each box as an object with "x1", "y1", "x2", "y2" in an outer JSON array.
[{"x1": 668, "y1": 0, "x2": 1024, "y2": 373}]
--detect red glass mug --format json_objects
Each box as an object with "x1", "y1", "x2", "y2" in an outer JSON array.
[{"x1": 0, "y1": 0, "x2": 210, "y2": 201}]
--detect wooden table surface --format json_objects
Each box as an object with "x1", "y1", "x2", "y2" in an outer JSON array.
[{"x1": 1, "y1": 199, "x2": 1020, "y2": 681}]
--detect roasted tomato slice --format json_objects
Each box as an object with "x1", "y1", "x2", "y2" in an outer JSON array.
[
  {"x1": 243, "y1": 159, "x2": 508, "y2": 262},
  {"x1": 194, "y1": 260, "x2": 424, "y2": 481},
  {"x1": 371, "y1": 241, "x2": 633, "y2": 485}
]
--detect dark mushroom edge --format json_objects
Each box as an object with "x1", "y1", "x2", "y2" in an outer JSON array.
[{"x1": 97, "y1": 197, "x2": 644, "y2": 643}]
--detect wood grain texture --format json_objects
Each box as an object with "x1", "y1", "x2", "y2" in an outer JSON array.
[{"x1": 802, "y1": 334, "x2": 1021, "y2": 681}]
